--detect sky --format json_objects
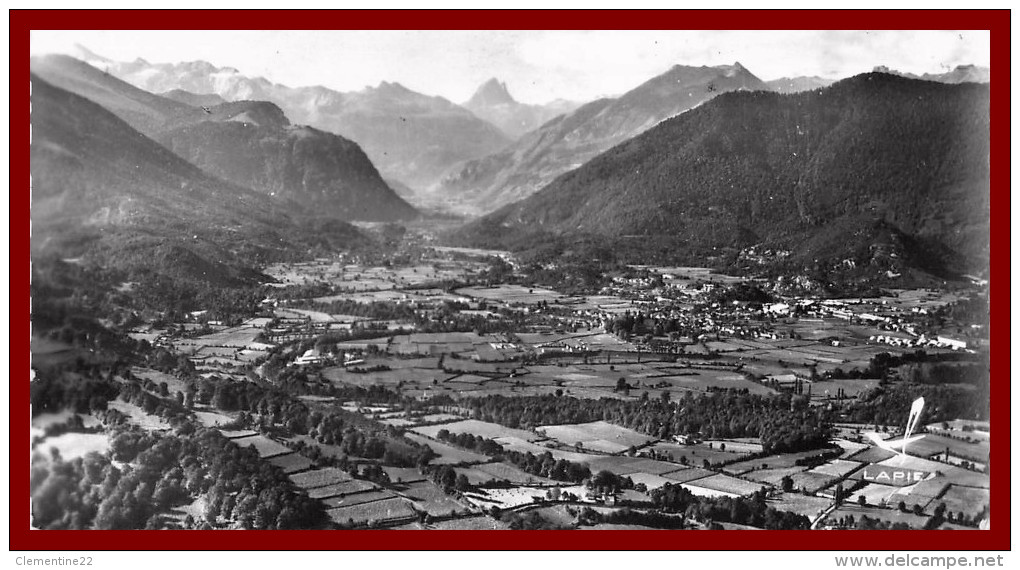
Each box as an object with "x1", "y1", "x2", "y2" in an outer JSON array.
[{"x1": 30, "y1": 30, "x2": 990, "y2": 104}]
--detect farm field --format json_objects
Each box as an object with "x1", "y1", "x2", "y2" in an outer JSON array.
[
  {"x1": 306, "y1": 480, "x2": 377, "y2": 499},
  {"x1": 627, "y1": 472, "x2": 676, "y2": 490},
  {"x1": 324, "y1": 490, "x2": 397, "y2": 508},
  {"x1": 463, "y1": 486, "x2": 549, "y2": 509},
  {"x1": 723, "y1": 449, "x2": 839, "y2": 474},
  {"x1": 455, "y1": 284, "x2": 568, "y2": 305},
  {"x1": 326, "y1": 497, "x2": 418, "y2": 526},
  {"x1": 647, "y1": 442, "x2": 747, "y2": 467},
  {"x1": 383, "y1": 466, "x2": 427, "y2": 483},
  {"x1": 538, "y1": 420, "x2": 655, "y2": 449},
  {"x1": 401, "y1": 481, "x2": 472, "y2": 517},
  {"x1": 848, "y1": 482, "x2": 907, "y2": 507},
  {"x1": 403, "y1": 433, "x2": 489, "y2": 465},
  {"x1": 742, "y1": 466, "x2": 810, "y2": 486},
  {"x1": 289, "y1": 467, "x2": 353, "y2": 489},
  {"x1": 267, "y1": 453, "x2": 314, "y2": 474},
  {"x1": 808, "y1": 459, "x2": 865, "y2": 479},
  {"x1": 902, "y1": 434, "x2": 989, "y2": 461},
  {"x1": 684, "y1": 474, "x2": 769, "y2": 496},
  {"x1": 428, "y1": 516, "x2": 509, "y2": 530},
  {"x1": 789, "y1": 471, "x2": 838, "y2": 494},
  {"x1": 233, "y1": 434, "x2": 292, "y2": 458},
  {"x1": 193, "y1": 409, "x2": 235, "y2": 427},
  {"x1": 768, "y1": 493, "x2": 832, "y2": 519},
  {"x1": 472, "y1": 461, "x2": 557, "y2": 485},
  {"x1": 412, "y1": 419, "x2": 542, "y2": 442},
  {"x1": 493, "y1": 436, "x2": 601, "y2": 464},
  {"x1": 934, "y1": 485, "x2": 990, "y2": 517},
  {"x1": 830, "y1": 504, "x2": 931, "y2": 529},
  {"x1": 660, "y1": 467, "x2": 714, "y2": 484}
]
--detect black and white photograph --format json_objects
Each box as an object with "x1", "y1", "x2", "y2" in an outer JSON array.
[{"x1": 28, "y1": 26, "x2": 993, "y2": 536}]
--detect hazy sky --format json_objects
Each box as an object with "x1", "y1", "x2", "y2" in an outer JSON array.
[{"x1": 31, "y1": 30, "x2": 990, "y2": 104}]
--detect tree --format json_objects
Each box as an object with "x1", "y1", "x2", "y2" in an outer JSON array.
[{"x1": 781, "y1": 475, "x2": 794, "y2": 493}]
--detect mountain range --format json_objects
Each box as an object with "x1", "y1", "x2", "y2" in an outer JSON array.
[
  {"x1": 30, "y1": 74, "x2": 367, "y2": 286},
  {"x1": 71, "y1": 45, "x2": 512, "y2": 193},
  {"x1": 874, "y1": 64, "x2": 990, "y2": 85},
  {"x1": 31, "y1": 54, "x2": 418, "y2": 223},
  {"x1": 434, "y1": 63, "x2": 772, "y2": 214},
  {"x1": 456, "y1": 73, "x2": 990, "y2": 281}
]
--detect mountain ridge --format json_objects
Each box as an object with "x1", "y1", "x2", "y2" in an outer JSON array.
[
  {"x1": 436, "y1": 62, "x2": 772, "y2": 214},
  {"x1": 454, "y1": 73, "x2": 990, "y2": 282}
]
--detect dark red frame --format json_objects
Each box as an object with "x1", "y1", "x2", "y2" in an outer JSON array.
[{"x1": 12, "y1": 9, "x2": 1010, "y2": 551}]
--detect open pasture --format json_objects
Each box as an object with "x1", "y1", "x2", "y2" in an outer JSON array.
[
  {"x1": 538, "y1": 421, "x2": 654, "y2": 449},
  {"x1": 289, "y1": 467, "x2": 353, "y2": 489},
  {"x1": 402, "y1": 481, "x2": 470, "y2": 516},
  {"x1": 326, "y1": 497, "x2": 417, "y2": 526},
  {"x1": 463, "y1": 487, "x2": 548, "y2": 509},
  {"x1": 702, "y1": 439, "x2": 764, "y2": 454},
  {"x1": 268, "y1": 453, "x2": 314, "y2": 474},
  {"x1": 307, "y1": 479, "x2": 377, "y2": 499},
  {"x1": 412, "y1": 419, "x2": 542, "y2": 442},
  {"x1": 848, "y1": 482, "x2": 905, "y2": 507},
  {"x1": 383, "y1": 466, "x2": 427, "y2": 484},
  {"x1": 905, "y1": 434, "x2": 989, "y2": 462},
  {"x1": 648, "y1": 442, "x2": 747, "y2": 467},
  {"x1": 934, "y1": 485, "x2": 989, "y2": 517},
  {"x1": 723, "y1": 449, "x2": 839, "y2": 474},
  {"x1": 403, "y1": 433, "x2": 489, "y2": 465},
  {"x1": 627, "y1": 472, "x2": 675, "y2": 490},
  {"x1": 830, "y1": 504, "x2": 930, "y2": 529},
  {"x1": 492, "y1": 437, "x2": 598, "y2": 464},
  {"x1": 808, "y1": 459, "x2": 864, "y2": 479},
  {"x1": 686, "y1": 474, "x2": 769, "y2": 496},
  {"x1": 323, "y1": 366, "x2": 453, "y2": 388},
  {"x1": 659, "y1": 467, "x2": 714, "y2": 484},
  {"x1": 742, "y1": 466, "x2": 810, "y2": 486},
  {"x1": 429, "y1": 516, "x2": 510, "y2": 530},
  {"x1": 473, "y1": 462, "x2": 556, "y2": 485},
  {"x1": 789, "y1": 471, "x2": 838, "y2": 493},
  {"x1": 194, "y1": 410, "x2": 234, "y2": 427},
  {"x1": 455, "y1": 284, "x2": 567, "y2": 305},
  {"x1": 584, "y1": 455, "x2": 645, "y2": 475},
  {"x1": 233, "y1": 434, "x2": 292, "y2": 458},
  {"x1": 847, "y1": 446, "x2": 898, "y2": 464},
  {"x1": 648, "y1": 370, "x2": 776, "y2": 395},
  {"x1": 768, "y1": 493, "x2": 831, "y2": 519},
  {"x1": 324, "y1": 489, "x2": 397, "y2": 508}
]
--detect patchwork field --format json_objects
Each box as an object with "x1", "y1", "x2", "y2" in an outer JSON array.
[
  {"x1": 289, "y1": 467, "x2": 353, "y2": 489},
  {"x1": 412, "y1": 419, "x2": 542, "y2": 442},
  {"x1": 538, "y1": 421, "x2": 655, "y2": 450},
  {"x1": 233, "y1": 434, "x2": 292, "y2": 458},
  {"x1": 685, "y1": 474, "x2": 768, "y2": 496},
  {"x1": 267, "y1": 453, "x2": 315, "y2": 474},
  {"x1": 326, "y1": 497, "x2": 418, "y2": 526},
  {"x1": 935, "y1": 485, "x2": 990, "y2": 517}
]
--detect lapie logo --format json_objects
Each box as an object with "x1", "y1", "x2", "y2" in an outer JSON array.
[{"x1": 861, "y1": 467, "x2": 930, "y2": 485}]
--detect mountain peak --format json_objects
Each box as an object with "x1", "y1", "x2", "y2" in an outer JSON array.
[{"x1": 467, "y1": 77, "x2": 515, "y2": 106}]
